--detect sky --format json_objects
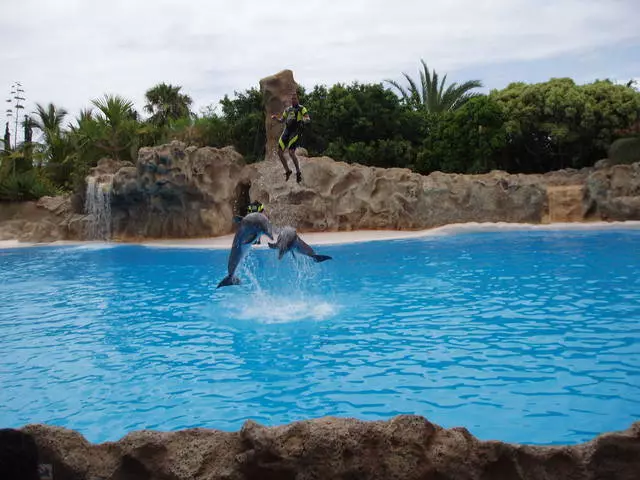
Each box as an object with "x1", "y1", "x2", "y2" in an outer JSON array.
[{"x1": 1, "y1": 0, "x2": 639, "y2": 134}]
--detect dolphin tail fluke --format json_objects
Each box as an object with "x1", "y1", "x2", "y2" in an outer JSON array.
[
  {"x1": 312, "y1": 254, "x2": 332, "y2": 263},
  {"x1": 216, "y1": 275, "x2": 241, "y2": 288}
]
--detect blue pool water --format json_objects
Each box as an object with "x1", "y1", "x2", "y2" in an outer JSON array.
[{"x1": 1, "y1": 227, "x2": 639, "y2": 445}]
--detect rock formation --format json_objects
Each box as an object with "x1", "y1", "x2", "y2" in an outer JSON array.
[
  {"x1": 245, "y1": 153, "x2": 604, "y2": 231},
  {"x1": 1, "y1": 139, "x2": 639, "y2": 244},
  {"x1": 1, "y1": 416, "x2": 637, "y2": 480},
  {"x1": 586, "y1": 161, "x2": 640, "y2": 221},
  {"x1": 107, "y1": 142, "x2": 248, "y2": 239},
  {"x1": 259, "y1": 69, "x2": 299, "y2": 161}
]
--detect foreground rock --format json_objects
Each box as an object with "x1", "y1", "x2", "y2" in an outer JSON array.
[{"x1": 2, "y1": 416, "x2": 638, "y2": 480}]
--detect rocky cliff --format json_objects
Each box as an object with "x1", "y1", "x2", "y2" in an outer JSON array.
[
  {"x1": 1, "y1": 141, "x2": 639, "y2": 244},
  {"x1": 3, "y1": 416, "x2": 639, "y2": 480}
]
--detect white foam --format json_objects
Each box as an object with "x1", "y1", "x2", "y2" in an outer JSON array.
[
  {"x1": 67, "y1": 242, "x2": 116, "y2": 251},
  {"x1": 229, "y1": 296, "x2": 338, "y2": 324}
]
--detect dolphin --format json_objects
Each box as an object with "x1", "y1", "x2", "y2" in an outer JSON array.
[
  {"x1": 268, "y1": 226, "x2": 332, "y2": 263},
  {"x1": 216, "y1": 212, "x2": 274, "y2": 288}
]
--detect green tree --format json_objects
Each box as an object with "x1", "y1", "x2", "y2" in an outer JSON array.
[
  {"x1": 385, "y1": 59, "x2": 483, "y2": 113},
  {"x1": 219, "y1": 88, "x2": 265, "y2": 162},
  {"x1": 491, "y1": 78, "x2": 640, "y2": 172},
  {"x1": 144, "y1": 82, "x2": 193, "y2": 127},
  {"x1": 417, "y1": 95, "x2": 507, "y2": 174},
  {"x1": 300, "y1": 82, "x2": 426, "y2": 168}
]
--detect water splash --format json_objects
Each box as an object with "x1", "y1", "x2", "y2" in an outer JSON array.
[
  {"x1": 216, "y1": 247, "x2": 338, "y2": 324},
  {"x1": 84, "y1": 176, "x2": 113, "y2": 241}
]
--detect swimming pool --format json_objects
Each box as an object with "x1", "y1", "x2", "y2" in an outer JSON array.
[{"x1": 1, "y1": 227, "x2": 639, "y2": 445}]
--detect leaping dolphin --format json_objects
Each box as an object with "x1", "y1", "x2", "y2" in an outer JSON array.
[
  {"x1": 268, "y1": 226, "x2": 332, "y2": 263},
  {"x1": 216, "y1": 212, "x2": 274, "y2": 288}
]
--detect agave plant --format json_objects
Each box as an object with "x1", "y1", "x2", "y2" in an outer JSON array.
[{"x1": 385, "y1": 59, "x2": 483, "y2": 113}]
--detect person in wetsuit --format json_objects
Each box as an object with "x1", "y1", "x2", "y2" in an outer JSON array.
[
  {"x1": 233, "y1": 200, "x2": 265, "y2": 224},
  {"x1": 271, "y1": 93, "x2": 311, "y2": 183}
]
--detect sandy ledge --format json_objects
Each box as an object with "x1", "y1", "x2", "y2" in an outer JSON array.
[{"x1": 1, "y1": 220, "x2": 640, "y2": 250}]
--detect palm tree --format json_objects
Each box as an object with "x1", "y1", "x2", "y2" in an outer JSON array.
[
  {"x1": 144, "y1": 82, "x2": 193, "y2": 127},
  {"x1": 30, "y1": 103, "x2": 71, "y2": 165},
  {"x1": 90, "y1": 94, "x2": 141, "y2": 161},
  {"x1": 32, "y1": 103, "x2": 68, "y2": 139},
  {"x1": 385, "y1": 59, "x2": 483, "y2": 113}
]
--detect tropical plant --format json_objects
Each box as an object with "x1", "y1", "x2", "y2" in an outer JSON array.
[
  {"x1": 385, "y1": 59, "x2": 483, "y2": 113},
  {"x1": 144, "y1": 82, "x2": 193, "y2": 127},
  {"x1": 90, "y1": 94, "x2": 142, "y2": 161},
  {"x1": 29, "y1": 103, "x2": 76, "y2": 184},
  {"x1": 0, "y1": 170, "x2": 60, "y2": 201}
]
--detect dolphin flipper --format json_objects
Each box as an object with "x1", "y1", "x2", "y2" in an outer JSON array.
[{"x1": 294, "y1": 237, "x2": 331, "y2": 262}]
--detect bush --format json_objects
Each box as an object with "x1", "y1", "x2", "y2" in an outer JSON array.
[{"x1": 0, "y1": 171, "x2": 61, "y2": 201}]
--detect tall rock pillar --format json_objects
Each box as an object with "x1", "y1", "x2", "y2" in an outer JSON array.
[{"x1": 259, "y1": 69, "x2": 299, "y2": 160}]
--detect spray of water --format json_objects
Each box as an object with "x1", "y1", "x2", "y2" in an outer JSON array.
[
  {"x1": 84, "y1": 176, "x2": 113, "y2": 241},
  {"x1": 218, "y1": 248, "x2": 338, "y2": 324}
]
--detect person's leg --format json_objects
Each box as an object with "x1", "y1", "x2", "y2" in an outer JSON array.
[
  {"x1": 289, "y1": 148, "x2": 302, "y2": 183},
  {"x1": 287, "y1": 132, "x2": 302, "y2": 183},
  {"x1": 277, "y1": 133, "x2": 293, "y2": 180}
]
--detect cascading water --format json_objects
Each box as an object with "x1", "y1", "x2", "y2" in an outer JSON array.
[{"x1": 84, "y1": 176, "x2": 113, "y2": 241}]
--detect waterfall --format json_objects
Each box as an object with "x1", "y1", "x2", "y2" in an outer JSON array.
[{"x1": 84, "y1": 176, "x2": 113, "y2": 241}]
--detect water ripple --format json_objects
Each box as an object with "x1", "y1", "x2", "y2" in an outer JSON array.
[{"x1": 1, "y1": 229, "x2": 639, "y2": 445}]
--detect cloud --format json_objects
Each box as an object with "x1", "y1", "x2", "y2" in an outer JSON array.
[{"x1": 1, "y1": 0, "x2": 638, "y2": 125}]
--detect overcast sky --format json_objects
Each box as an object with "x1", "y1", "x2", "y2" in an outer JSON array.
[{"x1": 1, "y1": 0, "x2": 639, "y2": 128}]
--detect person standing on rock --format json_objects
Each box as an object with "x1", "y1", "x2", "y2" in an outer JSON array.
[{"x1": 271, "y1": 93, "x2": 311, "y2": 183}]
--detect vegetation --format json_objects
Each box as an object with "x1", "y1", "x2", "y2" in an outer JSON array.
[
  {"x1": 1, "y1": 66, "x2": 639, "y2": 201},
  {"x1": 385, "y1": 59, "x2": 483, "y2": 113}
]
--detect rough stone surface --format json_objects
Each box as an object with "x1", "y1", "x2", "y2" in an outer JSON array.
[
  {"x1": 107, "y1": 141, "x2": 247, "y2": 239},
  {"x1": 1, "y1": 417, "x2": 637, "y2": 480},
  {"x1": 0, "y1": 142, "x2": 639, "y2": 244},
  {"x1": 586, "y1": 162, "x2": 640, "y2": 221},
  {"x1": 246, "y1": 155, "x2": 606, "y2": 232},
  {"x1": 546, "y1": 185, "x2": 586, "y2": 223},
  {"x1": 259, "y1": 69, "x2": 299, "y2": 161}
]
